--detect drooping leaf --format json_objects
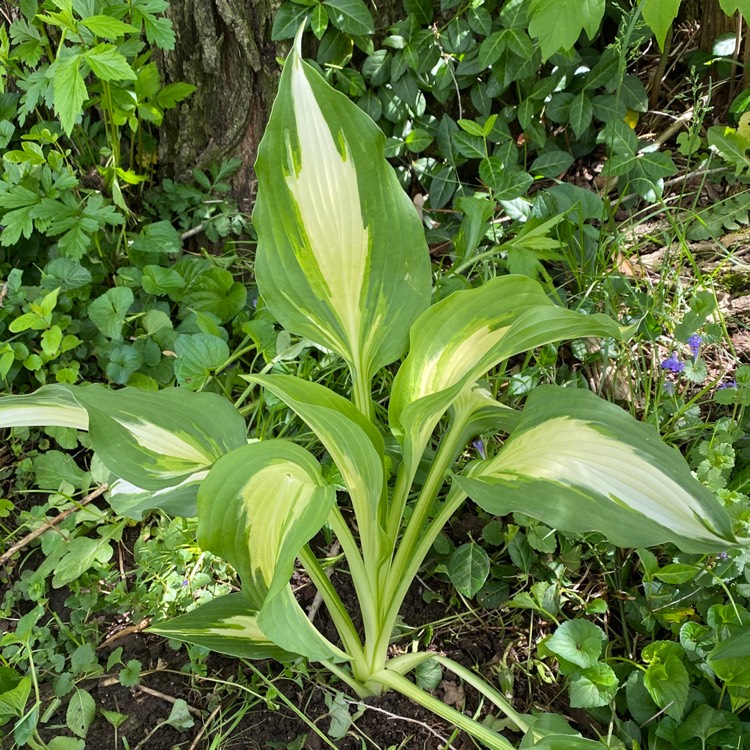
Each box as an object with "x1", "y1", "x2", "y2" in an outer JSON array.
[
  {"x1": 0, "y1": 385, "x2": 88, "y2": 431},
  {"x1": 528, "y1": 0, "x2": 605, "y2": 59},
  {"x1": 107, "y1": 471, "x2": 207, "y2": 519},
  {"x1": 457, "y1": 386, "x2": 741, "y2": 553},
  {"x1": 148, "y1": 593, "x2": 291, "y2": 659},
  {"x1": 69, "y1": 385, "x2": 247, "y2": 491},
  {"x1": 640, "y1": 0, "x2": 681, "y2": 50},
  {"x1": 197, "y1": 440, "x2": 345, "y2": 661},
  {"x1": 253, "y1": 30, "x2": 431, "y2": 388},
  {"x1": 66, "y1": 689, "x2": 95, "y2": 738}
]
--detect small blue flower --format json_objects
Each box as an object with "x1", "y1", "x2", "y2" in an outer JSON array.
[
  {"x1": 181, "y1": 579, "x2": 190, "y2": 587},
  {"x1": 718, "y1": 379, "x2": 737, "y2": 389},
  {"x1": 661, "y1": 354, "x2": 684, "y2": 373},
  {"x1": 688, "y1": 334, "x2": 703, "y2": 358},
  {"x1": 472, "y1": 439, "x2": 486, "y2": 460}
]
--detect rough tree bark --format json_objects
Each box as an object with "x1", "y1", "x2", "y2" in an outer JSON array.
[
  {"x1": 698, "y1": 0, "x2": 737, "y2": 52},
  {"x1": 158, "y1": 0, "x2": 282, "y2": 207}
]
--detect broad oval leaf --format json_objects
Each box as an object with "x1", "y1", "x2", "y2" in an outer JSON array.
[
  {"x1": 457, "y1": 386, "x2": 741, "y2": 553},
  {"x1": 197, "y1": 440, "x2": 345, "y2": 661},
  {"x1": 253, "y1": 31, "x2": 431, "y2": 386}
]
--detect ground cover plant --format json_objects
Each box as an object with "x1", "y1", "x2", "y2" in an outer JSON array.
[
  {"x1": 5, "y1": 10, "x2": 750, "y2": 748},
  {"x1": 5, "y1": 0, "x2": 750, "y2": 748}
]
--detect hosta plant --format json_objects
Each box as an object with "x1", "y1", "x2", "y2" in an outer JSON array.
[{"x1": 1, "y1": 30, "x2": 746, "y2": 750}]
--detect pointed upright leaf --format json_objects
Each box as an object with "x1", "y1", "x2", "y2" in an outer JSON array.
[
  {"x1": 253, "y1": 31, "x2": 431, "y2": 386},
  {"x1": 389, "y1": 276, "x2": 621, "y2": 485},
  {"x1": 246, "y1": 374, "x2": 386, "y2": 563},
  {"x1": 457, "y1": 386, "x2": 741, "y2": 553}
]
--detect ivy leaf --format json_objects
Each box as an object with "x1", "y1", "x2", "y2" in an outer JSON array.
[
  {"x1": 447, "y1": 542, "x2": 490, "y2": 598},
  {"x1": 322, "y1": 0, "x2": 374, "y2": 35},
  {"x1": 569, "y1": 663, "x2": 619, "y2": 708},
  {"x1": 546, "y1": 620, "x2": 605, "y2": 669},
  {"x1": 84, "y1": 44, "x2": 137, "y2": 81},
  {"x1": 118, "y1": 660, "x2": 141, "y2": 687},
  {"x1": 528, "y1": 0, "x2": 605, "y2": 59},
  {"x1": 174, "y1": 333, "x2": 230, "y2": 390},
  {"x1": 66, "y1": 688, "x2": 95, "y2": 738},
  {"x1": 88, "y1": 287, "x2": 135, "y2": 339},
  {"x1": 155, "y1": 82, "x2": 197, "y2": 109},
  {"x1": 52, "y1": 53, "x2": 87, "y2": 135}
]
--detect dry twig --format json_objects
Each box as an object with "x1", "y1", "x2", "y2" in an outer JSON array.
[{"x1": 0, "y1": 484, "x2": 108, "y2": 566}]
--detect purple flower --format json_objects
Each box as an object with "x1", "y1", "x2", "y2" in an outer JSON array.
[
  {"x1": 718, "y1": 379, "x2": 737, "y2": 390},
  {"x1": 688, "y1": 334, "x2": 703, "y2": 357},
  {"x1": 661, "y1": 354, "x2": 684, "y2": 373},
  {"x1": 472, "y1": 439, "x2": 486, "y2": 460}
]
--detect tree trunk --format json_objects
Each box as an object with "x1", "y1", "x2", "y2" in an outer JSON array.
[
  {"x1": 698, "y1": 0, "x2": 737, "y2": 52},
  {"x1": 159, "y1": 0, "x2": 282, "y2": 207}
]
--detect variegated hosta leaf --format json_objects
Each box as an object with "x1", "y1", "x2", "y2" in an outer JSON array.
[
  {"x1": 389, "y1": 276, "x2": 622, "y2": 483},
  {"x1": 457, "y1": 386, "x2": 741, "y2": 553},
  {"x1": 107, "y1": 471, "x2": 208, "y2": 520},
  {"x1": 197, "y1": 440, "x2": 346, "y2": 661},
  {"x1": 449, "y1": 385, "x2": 521, "y2": 451},
  {"x1": 0, "y1": 385, "x2": 88, "y2": 430},
  {"x1": 245, "y1": 374, "x2": 387, "y2": 562},
  {"x1": 70, "y1": 385, "x2": 247, "y2": 491},
  {"x1": 148, "y1": 593, "x2": 292, "y2": 660},
  {"x1": 253, "y1": 31, "x2": 430, "y2": 385}
]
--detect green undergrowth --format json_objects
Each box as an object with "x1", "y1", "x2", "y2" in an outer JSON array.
[{"x1": 3, "y1": 0, "x2": 750, "y2": 748}]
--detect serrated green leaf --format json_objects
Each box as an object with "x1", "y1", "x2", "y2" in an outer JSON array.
[
  {"x1": 447, "y1": 542, "x2": 490, "y2": 598},
  {"x1": 80, "y1": 15, "x2": 138, "y2": 39},
  {"x1": 66, "y1": 689, "x2": 95, "y2": 738},
  {"x1": 52, "y1": 53, "x2": 87, "y2": 135}
]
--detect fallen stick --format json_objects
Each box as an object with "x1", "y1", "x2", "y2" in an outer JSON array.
[{"x1": 0, "y1": 484, "x2": 108, "y2": 566}]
